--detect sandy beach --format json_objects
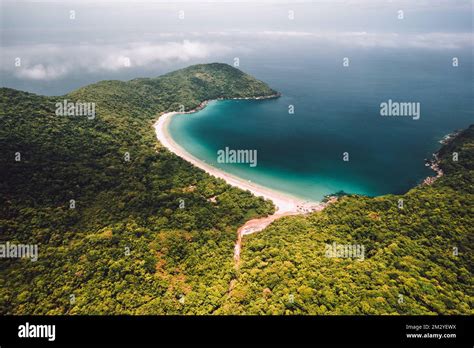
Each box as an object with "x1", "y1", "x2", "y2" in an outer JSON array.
[
  {"x1": 153, "y1": 107, "x2": 316, "y2": 214},
  {"x1": 153, "y1": 101, "x2": 333, "y2": 268}
]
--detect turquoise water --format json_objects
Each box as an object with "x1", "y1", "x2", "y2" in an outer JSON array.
[{"x1": 169, "y1": 50, "x2": 473, "y2": 201}]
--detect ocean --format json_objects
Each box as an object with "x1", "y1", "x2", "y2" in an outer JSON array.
[
  {"x1": 169, "y1": 48, "x2": 473, "y2": 201},
  {"x1": 1, "y1": 1, "x2": 472, "y2": 202}
]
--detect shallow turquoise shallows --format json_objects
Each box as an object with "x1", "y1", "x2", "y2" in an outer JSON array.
[{"x1": 169, "y1": 50, "x2": 473, "y2": 201}]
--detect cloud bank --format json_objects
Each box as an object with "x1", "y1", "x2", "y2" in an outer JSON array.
[
  {"x1": 255, "y1": 31, "x2": 474, "y2": 50},
  {"x1": 3, "y1": 31, "x2": 471, "y2": 80},
  {"x1": 4, "y1": 40, "x2": 230, "y2": 80}
]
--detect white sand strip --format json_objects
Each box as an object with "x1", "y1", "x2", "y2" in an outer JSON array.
[{"x1": 154, "y1": 110, "x2": 311, "y2": 213}]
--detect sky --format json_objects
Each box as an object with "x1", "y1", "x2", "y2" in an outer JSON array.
[{"x1": 1, "y1": 0, "x2": 472, "y2": 94}]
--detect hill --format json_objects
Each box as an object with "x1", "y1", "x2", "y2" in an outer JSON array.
[
  {"x1": 0, "y1": 63, "x2": 472, "y2": 315},
  {"x1": 222, "y1": 126, "x2": 474, "y2": 314},
  {"x1": 0, "y1": 63, "x2": 276, "y2": 314}
]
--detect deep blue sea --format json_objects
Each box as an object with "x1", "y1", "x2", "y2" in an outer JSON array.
[
  {"x1": 1, "y1": 2, "x2": 472, "y2": 202},
  {"x1": 169, "y1": 49, "x2": 473, "y2": 201}
]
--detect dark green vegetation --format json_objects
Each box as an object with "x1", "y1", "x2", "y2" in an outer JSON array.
[
  {"x1": 226, "y1": 126, "x2": 474, "y2": 314},
  {"x1": 0, "y1": 63, "x2": 472, "y2": 315},
  {"x1": 0, "y1": 63, "x2": 275, "y2": 314}
]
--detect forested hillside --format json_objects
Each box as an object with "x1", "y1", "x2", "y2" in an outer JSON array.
[
  {"x1": 0, "y1": 63, "x2": 472, "y2": 315},
  {"x1": 223, "y1": 126, "x2": 474, "y2": 315},
  {"x1": 0, "y1": 63, "x2": 275, "y2": 314}
]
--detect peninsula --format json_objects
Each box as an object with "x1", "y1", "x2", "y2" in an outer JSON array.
[{"x1": 1, "y1": 63, "x2": 472, "y2": 316}]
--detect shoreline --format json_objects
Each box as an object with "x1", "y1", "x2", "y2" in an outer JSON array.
[
  {"x1": 422, "y1": 130, "x2": 460, "y2": 186},
  {"x1": 152, "y1": 95, "x2": 336, "y2": 269},
  {"x1": 153, "y1": 95, "x2": 323, "y2": 214}
]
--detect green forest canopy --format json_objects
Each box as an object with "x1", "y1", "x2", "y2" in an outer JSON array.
[{"x1": 0, "y1": 63, "x2": 472, "y2": 315}]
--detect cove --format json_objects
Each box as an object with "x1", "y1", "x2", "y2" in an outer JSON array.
[{"x1": 168, "y1": 51, "x2": 473, "y2": 202}]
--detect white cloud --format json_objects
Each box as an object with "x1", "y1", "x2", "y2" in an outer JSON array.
[
  {"x1": 4, "y1": 40, "x2": 230, "y2": 80},
  {"x1": 251, "y1": 31, "x2": 474, "y2": 49},
  {"x1": 15, "y1": 64, "x2": 69, "y2": 80},
  {"x1": 3, "y1": 30, "x2": 471, "y2": 81},
  {"x1": 150, "y1": 30, "x2": 472, "y2": 50}
]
